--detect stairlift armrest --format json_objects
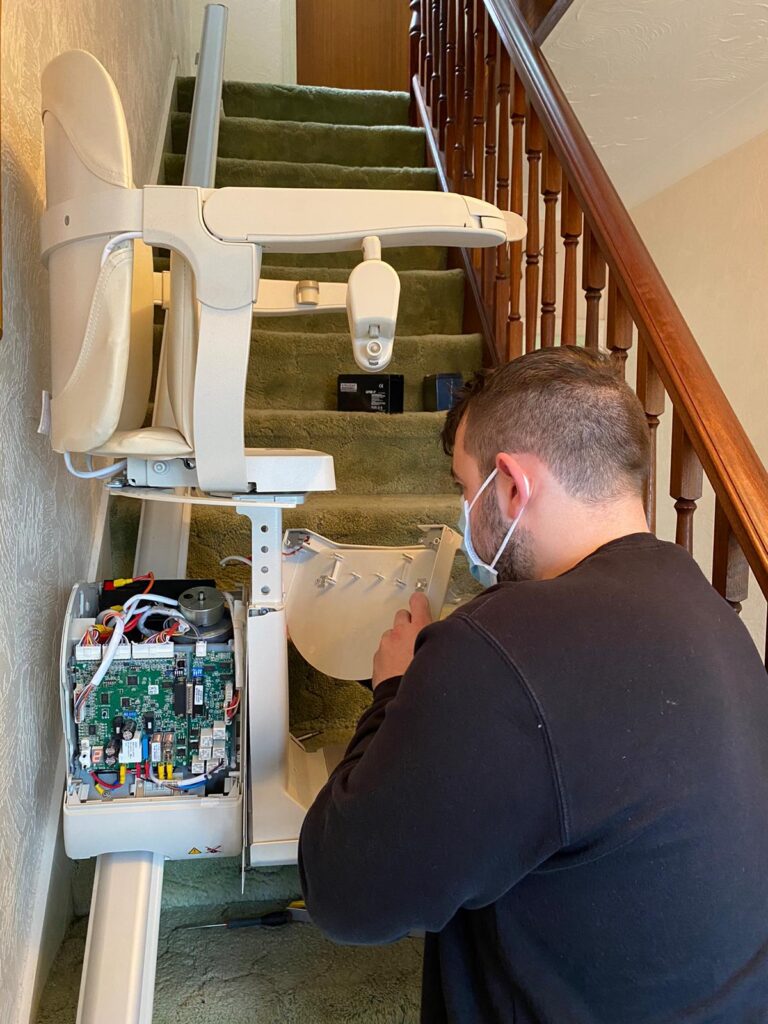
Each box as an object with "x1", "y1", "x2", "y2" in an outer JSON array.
[{"x1": 200, "y1": 187, "x2": 525, "y2": 252}]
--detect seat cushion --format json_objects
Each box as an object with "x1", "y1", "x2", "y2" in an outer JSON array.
[{"x1": 91, "y1": 426, "x2": 193, "y2": 458}]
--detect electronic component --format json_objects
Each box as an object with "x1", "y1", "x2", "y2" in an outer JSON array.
[
  {"x1": 422, "y1": 373, "x2": 464, "y2": 412},
  {"x1": 337, "y1": 373, "x2": 404, "y2": 413},
  {"x1": 173, "y1": 683, "x2": 187, "y2": 715},
  {"x1": 70, "y1": 591, "x2": 238, "y2": 801}
]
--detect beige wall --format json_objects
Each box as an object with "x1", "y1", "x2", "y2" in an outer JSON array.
[
  {"x1": 186, "y1": 0, "x2": 297, "y2": 84},
  {"x1": 631, "y1": 130, "x2": 768, "y2": 649},
  {"x1": 0, "y1": 3, "x2": 192, "y2": 1021}
]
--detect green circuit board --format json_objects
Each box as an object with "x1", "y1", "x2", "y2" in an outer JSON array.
[{"x1": 71, "y1": 644, "x2": 236, "y2": 780}]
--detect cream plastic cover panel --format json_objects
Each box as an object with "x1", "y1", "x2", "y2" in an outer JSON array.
[{"x1": 283, "y1": 527, "x2": 461, "y2": 681}]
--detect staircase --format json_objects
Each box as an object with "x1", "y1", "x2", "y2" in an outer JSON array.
[{"x1": 36, "y1": 80, "x2": 482, "y2": 1024}]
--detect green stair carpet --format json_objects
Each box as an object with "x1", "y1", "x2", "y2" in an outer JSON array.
[{"x1": 38, "y1": 79, "x2": 482, "y2": 1024}]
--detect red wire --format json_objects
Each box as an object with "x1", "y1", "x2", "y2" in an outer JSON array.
[{"x1": 89, "y1": 771, "x2": 122, "y2": 790}]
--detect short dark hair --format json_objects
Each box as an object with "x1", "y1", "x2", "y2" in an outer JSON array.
[{"x1": 441, "y1": 346, "x2": 650, "y2": 503}]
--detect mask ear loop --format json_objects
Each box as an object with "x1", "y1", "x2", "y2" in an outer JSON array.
[
  {"x1": 467, "y1": 467, "x2": 499, "y2": 513},
  {"x1": 489, "y1": 472, "x2": 531, "y2": 571}
]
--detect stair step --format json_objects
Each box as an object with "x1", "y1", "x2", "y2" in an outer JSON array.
[
  {"x1": 149, "y1": 324, "x2": 477, "y2": 412},
  {"x1": 38, "y1": 907, "x2": 422, "y2": 1024},
  {"x1": 71, "y1": 856, "x2": 300, "y2": 918},
  {"x1": 245, "y1": 330, "x2": 481, "y2": 410},
  {"x1": 242, "y1": 410, "x2": 453, "y2": 495},
  {"x1": 164, "y1": 153, "x2": 438, "y2": 191},
  {"x1": 252, "y1": 268, "x2": 465, "y2": 336},
  {"x1": 176, "y1": 77, "x2": 411, "y2": 126},
  {"x1": 172, "y1": 113, "x2": 426, "y2": 169},
  {"x1": 110, "y1": 491, "x2": 472, "y2": 595},
  {"x1": 155, "y1": 245, "x2": 449, "y2": 274}
]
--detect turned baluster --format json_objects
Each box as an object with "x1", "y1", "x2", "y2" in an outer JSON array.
[
  {"x1": 524, "y1": 105, "x2": 543, "y2": 353},
  {"x1": 444, "y1": 0, "x2": 458, "y2": 178},
  {"x1": 425, "y1": 2, "x2": 435, "y2": 118},
  {"x1": 540, "y1": 140, "x2": 561, "y2": 348},
  {"x1": 670, "y1": 411, "x2": 703, "y2": 554},
  {"x1": 429, "y1": 2, "x2": 441, "y2": 125},
  {"x1": 606, "y1": 274, "x2": 633, "y2": 377},
  {"x1": 712, "y1": 500, "x2": 750, "y2": 615},
  {"x1": 581, "y1": 224, "x2": 605, "y2": 350},
  {"x1": 419, "y1": 0, "x2": 428, "y2": 82},
  {"x1": 507, "y1": 74, "x2": 526, "y2": 360},
  {"x1": 437, "y1": 1, "x2": 448, "y2": 148},
  {"x1": 462, "y1": 0, "x2": 475, "y2": 191},
  {"x1": 560, "y1": 179, "x2": 582, "y2": 346},
  {"x1": 494, "y1": 46, "x2": 511, "y2": 355},
  {"x1": 409, "y1": 1, "x2": 422, "y2": 124},
  {"x1": 481, "y1": 22, "x2": 498, "y2": 303},
  {"x1": 635, "y1": 336, "x2": 666, "y2": 532},
  {"x1": 471, "y1": 4, "x2": 486, "y2": 203},
  {"x1": 452, "y1": 0, "x2": 466, "y2": 188}
]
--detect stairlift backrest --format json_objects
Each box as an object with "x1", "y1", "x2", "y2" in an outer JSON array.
[{"x1": 41, "y1": 51, "x2": 155, "y2": 454}]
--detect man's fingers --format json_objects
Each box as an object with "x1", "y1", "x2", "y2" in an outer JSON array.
[
  {"x1": 409, "y1": 591, "x2": 433, "y2": 626},
  {"x1": 393, "y1": 608, "x2": 412, "y2": 628}
]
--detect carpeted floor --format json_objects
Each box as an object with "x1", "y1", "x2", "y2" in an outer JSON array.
[{"x1": 37, "y1": 78, "x2": 481, "y2": 1024}]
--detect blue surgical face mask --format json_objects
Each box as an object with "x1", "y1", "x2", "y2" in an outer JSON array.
[{"x1": 458, "y1": 468, "x2": 529, "y2": 588}]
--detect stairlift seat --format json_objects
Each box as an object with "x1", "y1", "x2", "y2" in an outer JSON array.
[
  {"x1": 42, "y1": 50, "x2": 519, "y2": 495},
  {"x1": 42, "y1": 51, "x2": 334, "y2": 494}
]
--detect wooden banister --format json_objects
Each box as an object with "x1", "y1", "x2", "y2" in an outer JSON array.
[{"x1": 410, "y1": 0, "x2": 768, "y2": 619}]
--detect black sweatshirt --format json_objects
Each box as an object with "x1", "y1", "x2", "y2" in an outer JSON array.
[{"x1": 298, "y1": 533, "x2": 768, "y2": 1023}]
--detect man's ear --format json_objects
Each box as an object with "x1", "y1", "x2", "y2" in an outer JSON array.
[{"x1": 495, "y1": 453, "x2": 531, "y2": 519}]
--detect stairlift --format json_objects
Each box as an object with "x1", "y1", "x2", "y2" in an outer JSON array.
[{"x1": 41, "y1": 35, "x2": 525, "y2": 1024}]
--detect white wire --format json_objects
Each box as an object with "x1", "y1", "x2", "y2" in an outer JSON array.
[
  {"x1": 136, "y1": 607, "x2": 196, "y2": 637},
  {"x1": 100, "y1": 231, "x2": 142, "y2": 267},
  {"x1": 75, "y1": 594, "x2": 179, "y2": 719},
  {"x1": 148, "y1": 760, "x2": 225, "y2": 790},
  {"x1": 64, "y1": 452, "x2": 127, "y2": 480},
  {"x1": 220, "y1": 555, "x2": 252, "y2": 567}
]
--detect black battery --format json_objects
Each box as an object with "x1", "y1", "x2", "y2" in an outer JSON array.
[
  {"x1": 337, "y1": 374, "x2": 404, "y2": 414},
  {"x1": 422, "y1": 373, "x2": 464, "y2": 412}
]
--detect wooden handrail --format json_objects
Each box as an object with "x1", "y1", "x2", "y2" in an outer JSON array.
[{"x1": 411, "y1": 0, "x2": 768, "y2": 609}]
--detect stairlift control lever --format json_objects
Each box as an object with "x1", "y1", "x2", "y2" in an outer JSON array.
[{"x1": 347, "y1": 237, "x2": 400, "y2": 371}]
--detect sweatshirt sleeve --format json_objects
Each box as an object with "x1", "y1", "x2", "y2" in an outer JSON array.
[{"x1": 298, "y1": 612, "x2": 564, "y2": 944}]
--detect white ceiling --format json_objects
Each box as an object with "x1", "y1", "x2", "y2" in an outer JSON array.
[{"x1": 543, "y1": 0, "x2": 768, "y2": 206}]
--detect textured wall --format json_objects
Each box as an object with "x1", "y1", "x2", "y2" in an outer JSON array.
[
  {"x1": 186, "y1": 0, "x2": 297, "y2": 83},
  {"x1": 0, "y1": 3, "x2": 191, "y2": 1021},
  {"x1": 630, "y1": 131, "x2": 768, "y2": 651},
  {"x1": 545, "y1": 0, "x2": 768, "y2": 205}
]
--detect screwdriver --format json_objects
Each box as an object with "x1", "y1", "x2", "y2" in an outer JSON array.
[{"x1": 190, "y1": 902, "x2": 311, "y2": 930}]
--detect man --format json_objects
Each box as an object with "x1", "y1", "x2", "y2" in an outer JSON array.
[{"x1": 299, "y1": 346, "x2": 768, "y2": 1023}]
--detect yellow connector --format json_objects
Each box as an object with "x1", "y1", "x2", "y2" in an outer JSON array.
[
  {"x1": 112, "y1": 577, "x2": 134, "y2": 588},
  {"x1": 119, "y1": 765, "x2": 127, "y2": 786},
  {"x1": 158, "y1": 764, "x2": 166, "y2": 780},
  {"x1": 165, "y1": 763, "x2": 174, "y2": 781}
]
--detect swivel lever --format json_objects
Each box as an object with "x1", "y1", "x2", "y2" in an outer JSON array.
[{"x1": 346, "y1": 236, "x2": 400, "y2": 372}]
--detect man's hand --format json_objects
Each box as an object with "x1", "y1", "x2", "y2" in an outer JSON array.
[{"x1": 372, "y1": 592, "x2": 433, "y2": 689}]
